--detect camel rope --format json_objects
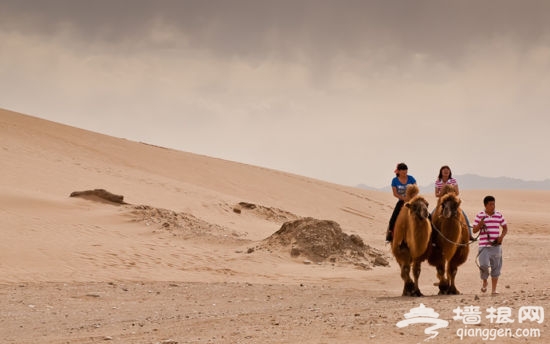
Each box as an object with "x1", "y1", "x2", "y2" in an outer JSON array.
[
  {"x1": 431, "y1": 222, "x2": 492, "y2": 270},
  {"x1": 430, "y1": 222, "x2": 478, "y2": 247}
]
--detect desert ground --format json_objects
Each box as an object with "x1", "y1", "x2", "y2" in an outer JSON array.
[{"x1": 1, "y1": 108, "x2": 549, "y2": 343}]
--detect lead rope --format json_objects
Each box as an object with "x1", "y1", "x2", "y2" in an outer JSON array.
[
  {"x1": 431, "y1": 220, "x2": 485, "y2": 270},
  {"x1": 431, "y1": 222, "x2": 486, "y2": 272},
  {"x1": 431, "y1": 222, "x2": 477, "y2": 247}
]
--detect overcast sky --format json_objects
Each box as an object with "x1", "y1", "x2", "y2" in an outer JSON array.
[{"x1": 1, "y1": 0, "x2": 549, "y2": 188}]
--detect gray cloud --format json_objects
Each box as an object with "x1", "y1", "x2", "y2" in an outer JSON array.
[
  {"x1": 2, "y1": 0, "x2": 550, "y2": 187},
  {"x1": 2, "y1": 0, "x2": 550, "y2": 62}
]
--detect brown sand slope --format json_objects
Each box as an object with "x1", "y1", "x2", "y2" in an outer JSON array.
[{"x1": 1, "y1": 108, "x2": 549, "y2": 343}]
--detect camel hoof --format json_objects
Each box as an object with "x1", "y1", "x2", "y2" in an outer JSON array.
[
  {"x1": 438, "y1": 283, "x2": 450, "y2": 295},
  {"x1": 403, "y1": 281, "x2": 421, "y2": 297},
  {"x1": 413, "y1": 289, "x2": 424, "y2": 297},
  {"x1": 448, "y1": 286, "x2": 460, "y2": 295},
  {"x1": 438, "y1": 285, "x2": 460, "y2": 295},
  {"x1": 403, "y1": 288, "x2": 424, "y2": 297}
]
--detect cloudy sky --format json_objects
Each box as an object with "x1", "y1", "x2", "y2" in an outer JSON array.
[{"x1": 1, "y1": 0, "x2": 549, "y2": 188}]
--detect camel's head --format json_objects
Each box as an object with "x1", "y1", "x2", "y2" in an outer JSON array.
[
  {"x1": 440, "y1": 193, "x2": 462, "y2": 218},
  {"x1": 406, "y1": 196, "x2": 430, "y2": 220},
  {"x1": 439, "y1": 184, "x2": 456, "y2": 197},
  {"x1": 405, "y1": 184, "x2": 419, "y2": 201}
]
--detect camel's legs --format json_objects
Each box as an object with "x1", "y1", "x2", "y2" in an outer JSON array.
[
  {"x1": 447, "y1": 245, "x2": 468, "y2": 295},
  {"x1": 447, "y1": 262, "x2": 460, "y2": 295},
  {"x1": 398, "y1": 254, "x2": 417, "y2": 296},
  {"x1": 412, "y1": 260, "x2": 423, "y2": 296},
  {"x1": 435, "y1": 262, "x2": 450, "y2": 294}
]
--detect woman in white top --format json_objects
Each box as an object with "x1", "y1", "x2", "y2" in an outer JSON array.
[{"x1": 435, "y1": 165, "x2": 458, "y2": 197}]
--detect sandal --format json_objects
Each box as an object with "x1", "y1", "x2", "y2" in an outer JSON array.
[{"x1": 481, "y1": 281, "x2": 488, "y2": 293}]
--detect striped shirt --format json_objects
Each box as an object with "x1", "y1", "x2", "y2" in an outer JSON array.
[
  {"x1": 435, "y1": 177, "x2": 458, "y2": 193},
  {"x1": 473, "y1": 211, "x2": 507, "y2": 247}
]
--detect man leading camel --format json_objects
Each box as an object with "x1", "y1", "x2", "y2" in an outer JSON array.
[{"x1": 472, "y1": 195, "x2": 509, "y2": 295}]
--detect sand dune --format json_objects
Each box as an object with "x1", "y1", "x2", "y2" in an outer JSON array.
[{"x1": 1, "y1": 108, "x2": 549, "y2": 343}]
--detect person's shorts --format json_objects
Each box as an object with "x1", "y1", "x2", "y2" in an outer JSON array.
[{"x1": 478, "y1": 245, "x2": 502, "y2": 278}]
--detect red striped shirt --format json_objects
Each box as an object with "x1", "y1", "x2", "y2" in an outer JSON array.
[
  {"x1": 473, "y1": 211, "x2": 507, "y2": 247},
  {"x1": 435, "y1": 177, "x2": 457, "y2": 192}
]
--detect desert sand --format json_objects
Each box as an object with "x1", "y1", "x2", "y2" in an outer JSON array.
[{"x1": 1, "y1": 108, "x2": 549, "y2": 343}]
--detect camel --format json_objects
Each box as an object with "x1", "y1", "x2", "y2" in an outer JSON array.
[
  {"x1": 391, "y1": 184, "x2": 432, "y2": 297},
  {"x1": 428, "y1": 191, "x2": 469, "y2": 295}
]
